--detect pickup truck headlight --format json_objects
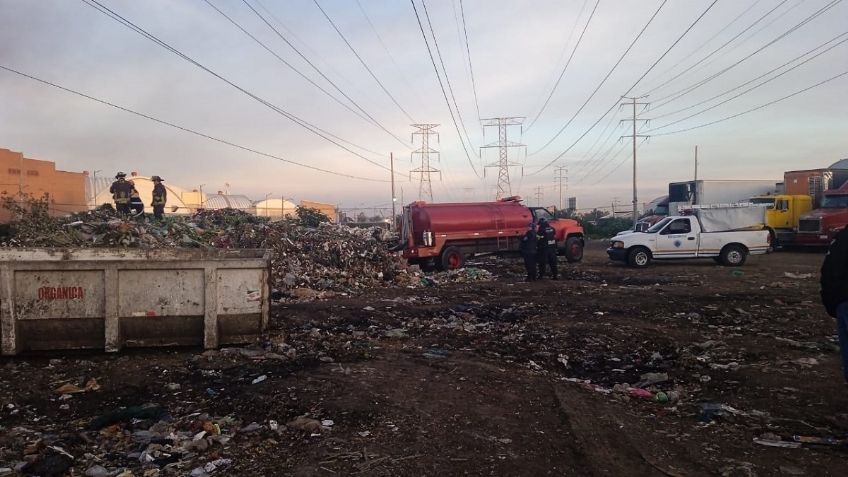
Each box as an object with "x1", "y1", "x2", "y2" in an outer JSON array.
[{"x1": 611, "y1": 241, "x2": 624, "y2": 248}]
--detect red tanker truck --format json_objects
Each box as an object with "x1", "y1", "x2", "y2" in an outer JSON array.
[{"x1": 397, "y1": 197, "x2": 585, "y2": 270}]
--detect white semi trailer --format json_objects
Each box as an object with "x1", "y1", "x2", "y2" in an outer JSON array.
[{"x1": 668, "y1": 180, "x2": 779, "y2": 214}]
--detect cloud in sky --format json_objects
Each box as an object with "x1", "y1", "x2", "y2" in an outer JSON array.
[{"x1": 0, "y1": 0, "x2": 845, "y2": 211}]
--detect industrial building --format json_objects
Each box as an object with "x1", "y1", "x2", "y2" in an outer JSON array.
[
  {"x1": 0, "y1": 148, "x2": 87, "y2": 222},
  {"x1": 254, "y1": 198, "x2": 298, "y2": 220}
]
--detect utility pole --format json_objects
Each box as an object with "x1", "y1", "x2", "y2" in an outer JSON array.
[
  {"x1": 620, "y1": 96, "x2": 650, "y2": 227},
  {"x1": 554, "y1": 166, "x2": 567, "y2": 211},
  {"x1": 91, "y1": 169, "x2": 101, "y2": 207},
  {"x1": 410, "y1": 124, "x2": 441, "y2": 202},
  {"x1": 694, "y1": 145, "x2": 699, "y2": 182},
  {"x1": 480, "y1": 117, "x2": 526, "y2": 200},
  {"x1": 533, "y1": 186, "x2": 544, "y2": 206},
  {"x1": 390, "y1": 152, "x2": 397, "y2": 228}
]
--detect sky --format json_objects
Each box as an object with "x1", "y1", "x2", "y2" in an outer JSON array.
[{"x1": 0, "y1": 0, "x2": 846, "y2": 212}]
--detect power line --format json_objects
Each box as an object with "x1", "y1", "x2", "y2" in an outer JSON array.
[
  {"x1": 651, "y1": 69, "x2": 848, "y2": 137},
  {"x1": 529, "y1": 0, "x2": 718, "y2": 175},
  {"x1": 529, "y1": 0, "x2": 668, "y2": 156},
  {"x1": 0, "y1": 64, "x2": 387, "y2": 182},
  {"x1": 651, "y1": 0, "x2": 843, "y2": 106},
  {"x1": 409, "y1": 0, "x2": 481, "y2": 178},
  {"x1": 242, "y1": 0, "x2": 411, "y2": 152},
  {"x1": 643, "y1": 0, "x2": 789, "y2": 96},
  {"x1": 648, "y1": 32, "x2": 848, "y2": 130},
  {"x1": 203, "y1": 0, "x2": 410, "y2": 153},
  {"x1": 526, "y1": 0, "x2": 600, "y2": 131},
  {"x1": 645, "y1": 0, "x2": 765, "y2": 92},
  {"x1": 80, "y1": 0, "x2": 392, "y2": 173},
  {"x1": 592, "y1": 137, "x2": 649, "y2": 185},
  {"x1": 355, "y1": 0, "x2": 416, "y2": 91},
  {"x1": 313, "y1": 0, "x2": 416, "y2": 123},
  {"x1": 421, "y1": 0, "x2": 478, "y2": 158},
  {"x1": 458, "y1": 0, "x2": 482, "y2": 124},
  {"x1": 569, "y1": 106, "x2": 620, "y2": 177}
]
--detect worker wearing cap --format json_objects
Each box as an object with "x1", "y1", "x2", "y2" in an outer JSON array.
[
  {"x1": 537, "y1": 218, "x2": 558, "y2": 280},
  {"x1": 151, "y1": 176, "x2": 167, "y2": 219},
  {"x1": 519, "y1": 221, "x2": 538, "y2": 282},
  {"x1": 109, "y1": 172, "x2": 133, "y2": 214}
]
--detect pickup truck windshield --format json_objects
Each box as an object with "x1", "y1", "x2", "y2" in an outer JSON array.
[
  {"x1": 646, "y1": 217, "x2": 672, "y2": 233},
  {"x1": 821, "y1": 195, "x2": 848, "y2": 208}
]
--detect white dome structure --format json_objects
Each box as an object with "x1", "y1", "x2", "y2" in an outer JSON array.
[
  {"x1": 254, "y1": 198, "x2": 297, "y2": 220},
  {"x1": 205, "y1": 193, "x2": 254, "y2": 211}
]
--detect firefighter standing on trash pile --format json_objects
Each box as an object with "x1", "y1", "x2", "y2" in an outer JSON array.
[
  {"x1": 519, "y1": 221, "x2": 538, "y2": 282},
  {"x1": 536, "y1": 218, "x2": 558, "y2": 280},
  {"x1": 151, "y1": 176, "x2": 167, "y2": 219},
  {"x1": 109, "y1": 172, "x2": 133, "y2": 214}
]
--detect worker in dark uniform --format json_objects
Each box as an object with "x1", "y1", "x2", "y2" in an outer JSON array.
[
  {"x1": 109, "y1": 172, "x2": 133, "y2": 214},
  {"x1": 519, "y1": 222, "x2": 538, "y2": 282},
  {"x1": 151, "y1": 176, "x2": 167, "y2": 219},
  {"x1": 821, "y1": 225, "x2": 848, "y2": 383},
  {"x1": 537, "y1": 218, "x2": 558, "y2": 280}
]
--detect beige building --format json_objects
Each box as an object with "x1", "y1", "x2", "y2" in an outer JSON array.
[
  {"x1": 0, "y1": 148, "x2": 87, "y2": 222},
  {"x1": 300, "y1": 200, "x2": 338, "y2": 223}
]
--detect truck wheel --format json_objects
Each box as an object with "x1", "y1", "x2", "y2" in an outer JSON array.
[
  {"x1": 564, "y1": 237, "x2": 583, "y2": 263},
  {"x1": 439, "y1": 246, "x2": 465, "y2": 270},
  {"x1": 719, "y1": 244, "x2": 747, "y2": 266},
  {"x1": 627, "y1": 247, "x2": 651, "y2": 268}
]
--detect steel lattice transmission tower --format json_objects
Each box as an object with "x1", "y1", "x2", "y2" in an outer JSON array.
[
  {"x1": 554, "y1": 166, "x2": 568, "y2": 211},
  {"x1": 480, "y1": 117, "x2": 525, "y2": 200},
  {"x1": 410, "y1": 124, "x2": 441, "y2": 202}
]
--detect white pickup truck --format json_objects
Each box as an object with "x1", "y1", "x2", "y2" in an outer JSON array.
[{"x1": 607, "y1": 215, "x2": 771, "y2": 268}]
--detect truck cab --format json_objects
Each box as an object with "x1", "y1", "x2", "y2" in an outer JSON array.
[
  {"x1": 530, "y1": 207, "x2": 584, "y2": 261},
  {"x1": 748, "y1": 194, "x2": 812, "y2": 245},
  {"x1": 796, "y1": 184, "x2": 848, "y2": 246}
]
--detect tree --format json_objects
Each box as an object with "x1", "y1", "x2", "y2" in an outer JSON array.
[{"x1": 296, "y1": 206, "x2": 331, "y2": 227}]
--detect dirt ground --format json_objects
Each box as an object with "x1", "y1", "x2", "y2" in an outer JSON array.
[{"x1": 2, "y1": 241, "x2": 847, "y2": 476}]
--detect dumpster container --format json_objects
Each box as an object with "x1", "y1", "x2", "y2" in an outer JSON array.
[{"x1": 0, "y1": 248, "x2": 270, "y2": 355}]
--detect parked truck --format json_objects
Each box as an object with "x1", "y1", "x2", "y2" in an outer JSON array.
[
  {"x1": 607, "y1": 214, "x2": 771, "y2": 268},
  {"x1": 398, "y1": 197, "x2": 585, "y2": 270},
  {"x1": 784, "y1": 163, "x2": 848, "y2": 208},
  {"x1": 748, "y1": 193, "x2": 813, "y2": 245},
  {"x1": 796, "y1": 182, "x2": 848, "y2": 246},
  {"x1": 667, "y1": 179, "x2": 779, "y2": 215}
]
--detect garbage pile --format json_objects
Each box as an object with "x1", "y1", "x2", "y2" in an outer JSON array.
[{"x1": 0, "y1": 204, "x2": 425, "y2": 294}]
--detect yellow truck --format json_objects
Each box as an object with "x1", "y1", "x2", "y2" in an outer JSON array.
[{"x1": 748, "y1": 194, "x2": 813, "y2": 245}]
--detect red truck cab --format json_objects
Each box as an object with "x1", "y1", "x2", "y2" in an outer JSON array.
[
  {"x1": 399, "y1": 197, "x2": 584, "y2": 270},
  {"x1": 796, "y1": 183, "x2": 848, "y2": 246}
]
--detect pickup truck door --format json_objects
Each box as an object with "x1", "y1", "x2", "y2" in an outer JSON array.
[{"x1": 655, "y1": 218, "x2": 699, "y2": 258}]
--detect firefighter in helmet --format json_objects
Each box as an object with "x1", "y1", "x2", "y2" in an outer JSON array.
[
  {"x1": 109, "y1": 172, "x2": 133, "y2": 214},
  {"x1": 151, "y1": 176, "x2": 167, "y2": 219}
]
